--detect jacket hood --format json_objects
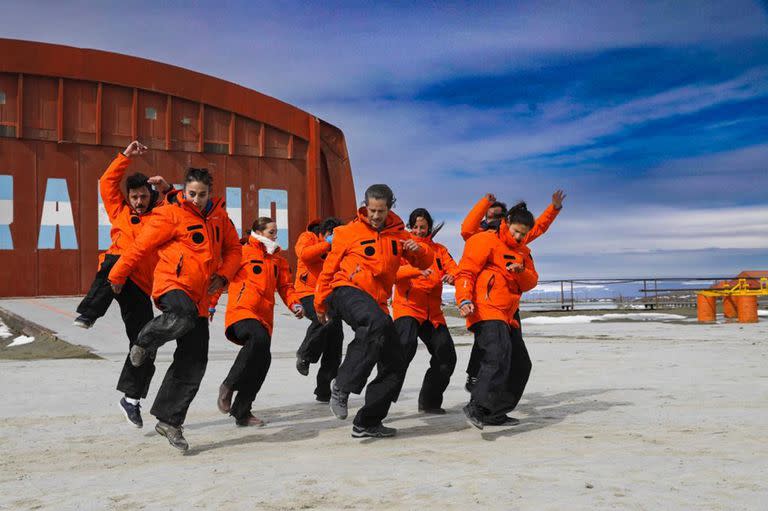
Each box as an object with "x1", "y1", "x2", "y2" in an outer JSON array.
[{"x1": 167, "y1": 189, "x2": 225, "y2": 218}]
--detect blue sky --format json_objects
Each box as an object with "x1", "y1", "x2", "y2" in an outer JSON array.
[{"x1": 2, "y1": 0, "x2": 767, "y2": 278}]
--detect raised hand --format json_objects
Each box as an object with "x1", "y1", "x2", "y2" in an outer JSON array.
[
  {"x1": 485, "y1": 193, "x2": 497, "y2": 203},
  {"x1": 123, "y1": 140, "x2": 148, "y2": 158},
  {"x1": 552, "y1": 189, "x2": 566, "y2": 209},
  {"x1": 148, "y1": 175, "x2": 171, "y2": 194},
  {"x1": 207, "y1": 274, "x2": 228, "y2": 295}
]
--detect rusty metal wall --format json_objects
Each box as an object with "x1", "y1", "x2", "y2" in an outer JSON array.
[{"x1": 0, "y1": 39, "x2": 357, "y2": 297}]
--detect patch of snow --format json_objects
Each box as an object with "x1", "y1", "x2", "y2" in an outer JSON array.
[
  {"x1": 0, "y1": 319, "x2": 12, "y2": 338},
  {"x1": 7, "y1": 335, "x2": 35, "y2": 347},
  {"x1": 523, "y1": 312, "x2": 687, "y2": 325}
]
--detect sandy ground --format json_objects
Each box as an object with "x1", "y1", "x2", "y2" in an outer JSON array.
[{"x1": 0, "y1": 297, "x2": 766, "y2": 510}]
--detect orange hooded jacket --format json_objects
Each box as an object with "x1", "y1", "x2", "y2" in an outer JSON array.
[
  {"x1": 455, "y1": 223, "x2": 538, "y2": 329},
  {"x1": 294, "y1": 220, "x2": 332, "y2": 300},
  {"x1": 212, "y1": 235, "x2": 300, "y2": 340},
  {"x1": 460, "y1": 195, "x2": 561, "y2": 244},
  {"x1": 393, "y1": 234, "x2": 459, "y2": 326},
  {"x1": 314, "y1": 208, "x2": 434, "y2": 315},
  {"x1": 108, "y1": 190, "x2": 242, "y2": 317},
  {"x1": 100, "y1": 153, "x2": 166, "y2": 295}
]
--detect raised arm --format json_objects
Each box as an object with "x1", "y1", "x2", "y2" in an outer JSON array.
[
  {"x1": 461, "y1": 194, "x2": 494, "y2": 241},
  {"x1": 523, "y1": 190, "x2": 565, "y2": 244},
  {"x1": 296, "y1": 232, "x2": 331, "y2": 264}
]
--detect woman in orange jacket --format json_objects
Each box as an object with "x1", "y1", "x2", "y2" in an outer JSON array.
[
  {"x1": 462, "y1": 189, "x2": 565, "y2": 392},
  {"x1": 455, "y1": 202, "x2": 539, "y2": 430},
  {"x1": 108, "y1": 167, "x2": 242, "y2": 451},
  {"x1": 294, "y1": 217, "x2": 345, "y2": 402},
  {"x1": 392, "y1": 208, "x2": 458, "y2": 414},
  {"x1": 214, "y1": 217, "x2": 304, "y2": 427},
  {"x1": 314, "y1": 184, "x2": 433, "y2": 438}
]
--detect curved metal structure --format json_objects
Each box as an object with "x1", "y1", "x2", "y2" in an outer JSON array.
[{"x1": 0, "y1": 38, "x2": 356, "y2": 297}]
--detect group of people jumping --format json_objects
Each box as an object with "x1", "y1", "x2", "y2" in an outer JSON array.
[{"x1": 74, "y1": 140, "x2": 564, "y2": 451}]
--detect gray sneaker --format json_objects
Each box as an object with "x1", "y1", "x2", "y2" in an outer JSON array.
[
  {"x1": 351, "y1": 423, "x2": 397, "y2": 438},
  {"x1": 73, "y1": 315, "x2": 94, "y2": 329},
  {"x1": 129, "y1": 345, "x2": 148, "y2": 367},
  {"x1": 155, "y1": 421, "x2": 189, "y2": 451},
  {"x1": 329, "y1": 379, "x2": 349, "y2": 420}
]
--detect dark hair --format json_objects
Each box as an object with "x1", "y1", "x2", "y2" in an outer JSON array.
[
  {"x1": 506, "y1": 201, "x2": 535, "y2": 228},
  {"x1": 488, "y1": 201, "x2": 508, "y2": 219},
  {"x1": 126, "y1": 172, "x2": 150, "y2": 192},
  {"x1": 308, "y1": 220, "x2": 323, "y2": 235},
  {"x1": 241, "y1": 216, "x2": 275, "y2": 244},
  {"x1": 364, "y1": 184, "x2": 395, "y2": 208},
  {"x1": 185, "y1": 167, "x2": 213, "y2": 187},
  {"x1": 251, "y1": 216, "x2": 275, "y2": 233},
  {"x1": 407, "y1": 208, "x2": 433, "y2": 233},
  {"x1": 320, "y1": 216, "x2": 343, "y2": 235}
]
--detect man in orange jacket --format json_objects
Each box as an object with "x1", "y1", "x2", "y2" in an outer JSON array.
[
  {"x1": 392, "y1": 208, "x2": 458, "y2": 414},
  {"x1": 315, "y1": 184, "x2": 433, "y2": 438},
  {"x1": 456, "y1": 203, "x2": 539, "y2": 429},
  {"x1": 74, "y1": 140, "x2": 171, "y2": 428},
  {"x1": 294, "y1": 217, "x2": 345, "y2": 402},
  {"x1": 109, "y1": 166, "x2": 242, "y2": 451}
]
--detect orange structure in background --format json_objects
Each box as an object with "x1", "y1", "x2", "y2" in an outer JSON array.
[
  {"x1": 0, "y1": 39, "x2": 357, "y2": 297},
  {"x1": 696, "y1": 271, "x2": 768, "y2": 324}
]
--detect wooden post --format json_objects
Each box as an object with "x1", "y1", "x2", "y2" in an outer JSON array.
[
  {"x1": 306, "y1": 117, "x2": 320, "y2": 221},
  {"x1": 57, "y1": 78, "x2": 64, "y2": 142},
  {"x1": 95, "y1": 83, "x2": 103, "y2": 145}
]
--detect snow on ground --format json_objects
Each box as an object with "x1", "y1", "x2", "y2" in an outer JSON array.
[
  {"x1": 523, "y1": 313, "x2": 687, "y2": 325},
  {"x1": 6, "y1": 335, "x2": 35, "y2": 347},
  {"x1": 0, "y1": 318, "x2": 13, "y2": 338}
]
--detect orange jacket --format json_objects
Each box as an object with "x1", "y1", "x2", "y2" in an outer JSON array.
[
  {"x1": 100, "y1": 153, "x2": 165, "y2": 295},
  {"x1": 455, "y1": 224, "x2": 538, "y2": 329},
  {"x1": 214, "y1": 236, "x2": 300, "y2": 339},
  {"x1": 294, "y1": 221, "x2": 331, "y2": 299},
  {"x1": 314, "y1": 208, "x2": 434, "y2": 315},
  {"x1": 393, "y1": 234, "x2": 459, "y2": 326},
  {"x1": 108, "y1": 190, "x2": 242, "y2": 317},
  {"x1": 460, "y1": 196, "x2": 561, "y2": 244}
]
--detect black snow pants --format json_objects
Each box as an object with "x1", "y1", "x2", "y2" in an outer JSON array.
[
  {"x1": 393, "y1": 317, "x2": 457, "y2": 410},
  {"x1": 114, "y1": 278, "x2": 156, "y2": 399},
  {"x1": 467, "y1": 309, "x2": 522, "y2": 378},
  {"x1": 330, "y1": 286, "x2": 404, "y2": 428},
  {"x1": 76, "y1": 254, "x2": 120, "y2": 321},
  {"x1": 223, "y1": 319, "x2": 272, "y2": 421},
  {"x1": 137, "y1": 290, "x2": 208, "y2": 427},
  {"x1": 296, "y1": 295, "x2": 344, "y2": 400},
  {"x1": 469, "y1": 320, "x2": 531, "y2": 418}
]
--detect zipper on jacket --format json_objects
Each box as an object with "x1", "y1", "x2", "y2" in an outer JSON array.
[
  {"x1": 237, "y1": 282, "x2": 246, "y2": 303},
  {"x1": 176, "y1": 254, "x2": 184, "y2": 277},
  {"x1": 349, "y1": 264, "x2": 361, "y2": 281}
]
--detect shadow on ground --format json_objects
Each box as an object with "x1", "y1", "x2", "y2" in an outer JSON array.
[{"x1": 180, "y1": 387, "x2": 634, "y2": 453}]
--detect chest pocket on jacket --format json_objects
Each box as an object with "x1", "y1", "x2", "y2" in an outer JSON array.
[
  {"x1": 503, "y1": 253, "x2": 522, "y2": 271},
  {"x1": 436, "y1": 258, "x2": 443, "y2": 271},
  {"x1": 360, "y1": 239, "x2": 376, "y2": 257},
  {"x1": 187, "y1": 224, "x2": 205, "y2": 245},
  {"x1": 391, "y1": 240, "x2": 398, "y2": 256}
]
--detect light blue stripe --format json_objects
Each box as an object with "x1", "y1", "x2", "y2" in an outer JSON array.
[
  {"x1": 44, "y1": 178, "x2": 72, "y2": 203},
  {"x1": 174, "y1": 183, "x2": 184, "y2": 190},
  {"x1": 226, "y1": 187, "x2": 242, "y2": 208},
  {"x1": 59, "y1": 226, "x2": 78, "y2": 249},
  {"x1": 277, "y1": 230, "x2": 288, "y2": 249},
  {"x1": 0, "y1": 175, "x2": 12, "y2": 200},
  {"x1": 259, "y1": 189, "x2": 288, "y2": 209},
  {"x1": 0, "y1": 225, "x2": 12, "y2": 250},
  {"x1": 98, "y1": 225, "x2": 111, "y2": 250},
  {"x1": 38, "y1": 225, "x2": 56, "y2": 249},
  {"x1": 38, "y1": 225, "x2": 78, "y2": 249}
]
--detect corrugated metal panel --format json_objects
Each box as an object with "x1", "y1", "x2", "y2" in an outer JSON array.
[
  {"x1": 234, "y1": 115, "x2": 261, "y2": 157},
  {"x1": 137, "y1": 90, "x2": 166, "y2": 149},
  {"x1": 264, "y1": 125, "x2": 291, "y2": 159},
  {"x1": 101, "y1": 84, "x2": 133, "y2": 148},
  {"x1": 170, "y1": 97, "x2": 200, "y2": 152},
  {"x1": 0, "y1": 73, "x2": 17, "y2": 137},
  {"x1": 22, "y1": 75, "x2": 57, "y2": 141},
  {"x1": 63, "y1": 79, "x2": 97, "y2": 144},
  {"x1": 204, "y1": 106, "x2": 230, "y2": 154}
]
